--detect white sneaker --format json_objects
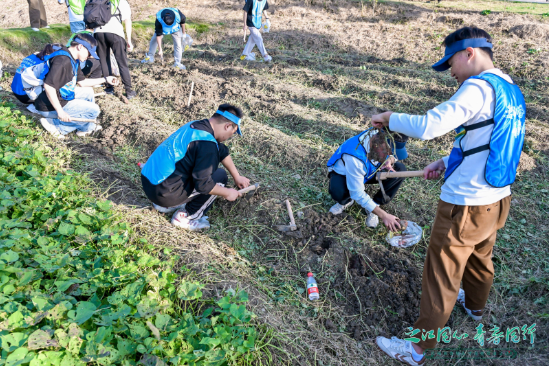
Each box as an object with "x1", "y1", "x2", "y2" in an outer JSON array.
[
  {"x1": 329, "y1": 200, "x2": 354, "y2": 215},
  {"x1": 42, "y1": 26, "x2": 50, "y2": 29},
  {"x1": 171, "y1": 210, "x2": 210, "y2": 231},
  {"x1": 365, "y1": 211, "x2": 379, "y2": 228},
  {"x1": 39, "y1": 118, "x2": 64, "y2": 140},
  {"x1": 141, "y1": 56, "x2": 154, "y2": 64},
  {"x1": 263, "y1": 54, "x2": 272, "y2": 62},
  {"x1": 457, "y1": 288, "x2": 483, "y2": 321},
  {"x1": 152, "y1": 202, "x2": 186, "y2": 214},
  {"x1": 173, "y1": 62, "x2": 186, "y2": 70},
  {"x1": 241, "y1": 52, "x2": 256, "y2": 61},
  {"x1": 76, "y1": 124, "x2": 102, "y2": 137},
  {"x1": 376, "y1": 336, "x2": 425, "y2": 366},
  {"x1": 32, "y1": 28, "x2": 40, "y2": 32}
]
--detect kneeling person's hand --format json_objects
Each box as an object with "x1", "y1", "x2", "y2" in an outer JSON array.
[{"x1": 224, "y1": 188, "x2": 241, "y2": 202}]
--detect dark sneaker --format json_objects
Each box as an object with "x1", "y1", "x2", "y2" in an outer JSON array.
[
  {"x1": 126, "y1": 90, "x2": 137, "y2": 100},
  {"x1": 105, "y1": 86, "x2": 115, "y2": 95}
]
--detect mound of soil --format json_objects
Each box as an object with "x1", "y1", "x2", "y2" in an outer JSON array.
[
  {"x1": 509, "y1": 24, "x2": 549, "y2": 39},
  {"x1": 346, "y1": 250, "x2": 422, "y2": 336}
]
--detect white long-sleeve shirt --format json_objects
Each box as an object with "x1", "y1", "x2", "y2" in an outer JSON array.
[
  {"x1": 389, "y1": 68, "x2": 512, "y2": 206},
  {"x1": 328, "y1": 130, "x2": 380, "y2": 212}
]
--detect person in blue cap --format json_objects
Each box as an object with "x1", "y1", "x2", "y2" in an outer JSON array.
[
  {"x1": 34, "y1": 33, "x2": 119, "y2": 139},
  {"x1": 372, "y1": 27, "x2": 524, "y2": 366},
  {"x1": 141, "y1": 7, "x2": 188, "y2": 70},
  {"x1": 141, "y1": 104, "x2": 251, "y2": 231}
]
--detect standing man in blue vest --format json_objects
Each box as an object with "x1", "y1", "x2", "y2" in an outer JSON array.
[
  {"x1": 241, "y1": 0, "x2": 272, "y2": 62},
  {"x1": 141, "y1": 104, "x2": 250, "y2": 231},
  {"x1": 141, "y1": 7, "x2": 187, "y2": 70},
  {"x1": 58, "y1": 0, "x2": 86, "y2": 33},
  {"x1": 327, "y1": 128, "x2": 405, "y2": 230},
  {"x1": 371, "y1": 27, "x2": 524, "y2": 366}
]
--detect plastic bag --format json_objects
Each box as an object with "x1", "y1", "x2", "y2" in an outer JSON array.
[
  {"x1": 261, "y1": 19, "x2": 271, "y2": 33},
  {"x1": 183, "y1": 34, "x2": 193, "y2": 51},
  {"x1": 386, "y1": 220, "x2": 422, "y2": 248}
]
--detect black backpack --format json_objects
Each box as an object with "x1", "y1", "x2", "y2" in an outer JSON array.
[{"x1": 84, "y1": 0, "x2": 117, "y2": 29}]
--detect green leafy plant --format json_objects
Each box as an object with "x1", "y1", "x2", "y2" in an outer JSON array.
[
  {"x1": 480, "y1": 9, "x2": 491, "y2": 16},
  {"x1": 0, "y1": 104, "x2": 257, "y2": 365}
]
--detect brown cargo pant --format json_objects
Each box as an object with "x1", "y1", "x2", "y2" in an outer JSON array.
[
  {"x1": 414, "y1": 196, "x2": 511, "y2": 350},
  {"x1": 27, "y1": 0, "x2": 48, "y2": 29}
]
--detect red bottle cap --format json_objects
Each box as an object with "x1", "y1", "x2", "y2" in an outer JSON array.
[{"x1": 307, "y1": 272, "x2": 313, "y2": 277}]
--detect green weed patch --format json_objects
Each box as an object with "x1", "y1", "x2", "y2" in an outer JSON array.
[{"x1": 0, "y1": 104, "x2": 257, "y2": 365}]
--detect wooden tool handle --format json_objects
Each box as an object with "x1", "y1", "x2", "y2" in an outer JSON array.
[
  {"x1": 70, "y1": 117, "x2": 97, "y2": 123},
  {"x1": 285, "y1": 199, "x2": 296, "y2": 226},
  {"x1": 378, "y1": 170, "x2": 424, "y2": 180},
  {"x1": 238, "y1": 183, "x2": 259, "y2": 194}
]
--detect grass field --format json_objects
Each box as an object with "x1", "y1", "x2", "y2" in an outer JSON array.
[{"x1": 0, "y1": 0, "x2": 548, "y2": 365}]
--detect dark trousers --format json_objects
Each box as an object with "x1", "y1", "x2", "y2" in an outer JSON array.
[
  {"x1": 142, "y1": 168, "x2": 228, "y2": 219},
  {"x1": 94, "y1": 32, "x2": 132, "y2": 91},
  {"x1": 82, "y1": 59, "x2": 103, "y2": 79},
  {"x1": 27, "y1": 0, "x2": 47, "y2": 28},
  {"x1": 185, "y1": 168, "x2": 228, "y2": 219},
  {"x1": 328, "y1": 161, "x2": 406, "y2": 208}
]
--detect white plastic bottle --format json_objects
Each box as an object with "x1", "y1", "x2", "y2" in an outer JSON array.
[{"x1": 307, "y1": 272, "x2": 319, "y2": 300}]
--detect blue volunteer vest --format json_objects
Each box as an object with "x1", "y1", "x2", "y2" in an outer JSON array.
[
  {"x1": 327, "y1": 129, "x2": 380, "y2": 183},
  {"x1": 141, "y1": 122, "x2": 219, "y2": 185},
  {"x1": 11, "y1": 54, "x2": 42, "y2": 96},
  {"x1": 11, "y1": 50, "x2": 78, "y2": 100},
  {"x1": 251, "y1": 0, "x2": 267, "y2": 29},
  {"x1": 157, "y1": 8, "x2": 181, "y2": 35},
  {"x1": 444, "y1": 73, "x2": 526, "y2": 188}
]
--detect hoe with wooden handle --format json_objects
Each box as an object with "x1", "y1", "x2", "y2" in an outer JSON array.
[
  {"x1": 376, "y1": 170, "x2": 427, "y2": 202},
  {"x1": 238, "y1": 183, "x2": 259, "y2": 199},
  {"x1": 274, "y1": 200, "x2": 297, "y2": 232}
]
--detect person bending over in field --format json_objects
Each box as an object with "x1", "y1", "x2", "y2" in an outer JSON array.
[
  {"x1": 141, "y1": 104, "x2": 251, "y2": 231},
  {"x1": 141, "y1": 6, "x2": 188, "y2": 70},
  {"x1": 326, "y1": 128, "x2": 406, "y2": 231},
  {"x1": 372, "y1": 26, "x2": 525, "y2": 366},
  {"x1": 241, "y1": 0, "x2": 272, "y2": 62}
]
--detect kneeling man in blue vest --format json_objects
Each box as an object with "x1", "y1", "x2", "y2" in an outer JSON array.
[
  {"x1": 33, "y1": 33, "x2": 118, "y2": 139},
  {"x1": 141, "y1": 7, "x2": 189, "y2": 70},
  {"x1": 140, "y1": 104, "x2": 250, "y2": 231}
]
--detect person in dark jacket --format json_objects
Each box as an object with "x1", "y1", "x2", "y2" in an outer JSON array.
[
  {"x1": 141, "y1": 104, "x2": 250, "y2": 231},
  {"x1": 141, "y1": 7, "x2": 188, "y2": 70}
]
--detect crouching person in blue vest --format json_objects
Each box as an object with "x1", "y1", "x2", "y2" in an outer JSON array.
[
  {"x1": 141, "y1": 104, "x2": 251, "y2": 231},
  {"x1": 327, "y1": 128, "x2": 406, "y2": 231},
  {"x1": 141, "y1": 7, "x2": 188, "y2": 70},
  {"x1": 33, "y1": 33, "x2": 118, "y2": 139},
  {"x1": 371, "y1": 27, "x2": 524, "y2": 366}
]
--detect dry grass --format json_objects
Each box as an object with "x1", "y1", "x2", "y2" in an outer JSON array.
[{"x1": 0, "y1": 0, "x2": 548, "y2": 365}]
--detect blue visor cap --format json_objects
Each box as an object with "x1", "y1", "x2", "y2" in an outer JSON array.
[
  {"x1": 74, "y1": 38, "x2": 100, "y2": 60},
  {"x1": 217, "y1": 110, "x2": 242, "y2": 136},
  {"x1": 432, "y1": 38, "x2": 493, "y2": 72}
]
